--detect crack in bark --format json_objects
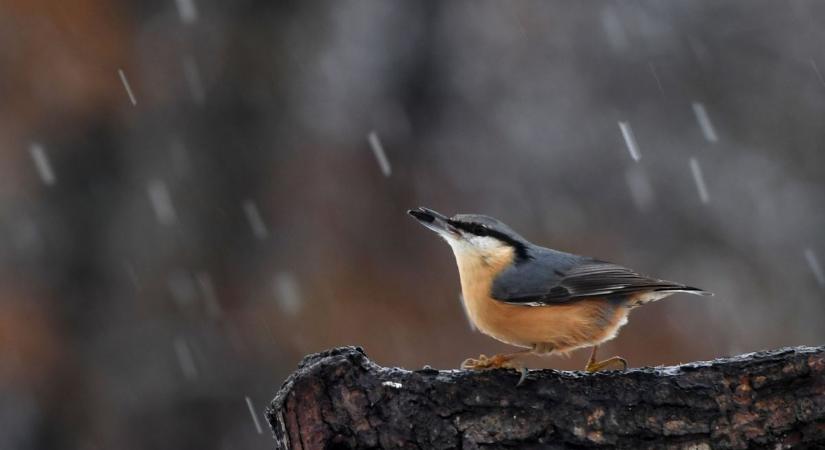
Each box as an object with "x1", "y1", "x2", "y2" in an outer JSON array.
[{"x1": 291, "y1": 391, "x2": 305, "y2": 450}]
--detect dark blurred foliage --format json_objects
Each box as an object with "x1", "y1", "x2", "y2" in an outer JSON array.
[{"x1": 1, "y1": 1, "x2": 824, "y2": 448}]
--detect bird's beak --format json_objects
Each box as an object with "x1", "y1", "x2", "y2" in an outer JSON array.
[{"x1": 408, "y1": 207, "x2": 460, "y2": 238}]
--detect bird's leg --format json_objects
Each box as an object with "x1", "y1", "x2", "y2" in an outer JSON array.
[{"x1": 584, "y1": 345, "x2": 628, "y2": 372}]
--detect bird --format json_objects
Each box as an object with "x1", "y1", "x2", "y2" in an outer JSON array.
[{"x1": 408, "y1": 207, "x2": 711, "y2": 381}]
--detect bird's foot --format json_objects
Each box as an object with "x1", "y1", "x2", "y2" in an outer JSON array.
[
  {"x1": 584, "y1": 356, "x2": 628, "y2": 373},
  {"x1": 461, "y1": 353, "x2": 515, "y2": 370},
  {"x1": 461, "y1": 353, "x2": 529, "y2": 385}
]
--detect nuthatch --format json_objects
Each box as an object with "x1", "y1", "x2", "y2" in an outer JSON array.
[{"x1": 408, "y1": 207, "x2": 711, "y2": 380}]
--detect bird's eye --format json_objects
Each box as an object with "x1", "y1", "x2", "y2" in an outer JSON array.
[{"x1": 473, "y1": 224, "x2": 488, "y2": 236}]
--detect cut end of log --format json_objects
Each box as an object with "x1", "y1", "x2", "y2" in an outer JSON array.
[{"x1": 266, "y1": 345, "x2": 825, "y2": 449}]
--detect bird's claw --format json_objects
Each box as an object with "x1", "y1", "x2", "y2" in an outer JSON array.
[
  {"x1": 461, "y1": 354, "x2": 529, "y2": 386},
  {"x1": 461, "y1": 353, "x2": 517, "y2": 370},
  {"x1": 516, "y1": 367, "x2": 528, "y2": 386},
  {"x1": 461, "y1": 354, "x2": 492, "y2": 370},
  {"x1": 584, "y1": 356, "x2": 628, "y2": 373}
]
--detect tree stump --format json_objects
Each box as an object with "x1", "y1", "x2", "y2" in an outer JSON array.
[{"x1": 265, "y1": 346, "x2": 825, "y2": 449}]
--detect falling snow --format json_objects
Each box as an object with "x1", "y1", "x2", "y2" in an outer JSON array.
[
  {"x1": 168, "y1": 270, "x2": 198, "y2": 307},
  {"x1": 174, "y1": 0, "x2": 199, "y2": 24},
  {"x1": 245, "y1": 396, "x2": 263, "y2": 434},
  {"x1": 618, "y1": 121, "x2": 641, "y2": 161},
  {"x1": 147, "y1": 180, "x2": 177, "y2": 225},
  {"x1": 803, "y1": 248, "x2": 825, "y2": 287},
  {"x1": 196, "y1": 272, "x2": 222, "y2": 318},
  {"x1": 174, "y1": 337, "x2": 198, "y2": 380},
  {"x1": 243, "y1": 200, "x2": 269, "y2": 239},
  {"x1": 600, "y1": 9, "x2": 629, "y2": 52},
  {"x1": 273, "y1": 272, "x2": 302, "y2": 316},
  {"x1": 691, "y1": 102, "x2": 718, "y2": 143},
  {"x1": 124, "y1": 261, "x2": 141, "y2": 291},
  {"x1": 689, "y1": 157, "x2": 710, "y2": 204},
  {"x1": 367, "y1": 131, "x2": 392, "y2": 177},
  {"x1": 183, "y1": 55, "x2": 205, "y2": 104},
  {"x1": 810, "y1": 59, "x2": 825, "y2": 87},
  {"x1": 29, "y1": 143, "x2": 56, "y2": 186},
  {"x1": 648, "y1": 62, "x2": 665, "y2": 96},
  {"x1": 118, "y1": 69, "x2": 137, "y2": 106}
]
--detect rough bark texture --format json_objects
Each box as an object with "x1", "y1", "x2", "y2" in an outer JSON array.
[{"x1": 266, "y1": 346, "x2": 825, "y2": 449}]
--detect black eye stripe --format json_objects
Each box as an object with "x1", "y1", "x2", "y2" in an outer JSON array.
[
  {"x1": 448, "y1": 219, "x2": 532, "y2": 262},
  {"x1": 448, "y1": 221, "x2": 493, "y2": 237}
]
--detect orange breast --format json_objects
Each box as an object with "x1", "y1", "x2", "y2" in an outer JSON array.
[
  {"x1": 465, "y1": 294, "x2": 628, "y2": 352},
  {"x1": 454, "y1": 248, "x2": 629, "y2": 352}
]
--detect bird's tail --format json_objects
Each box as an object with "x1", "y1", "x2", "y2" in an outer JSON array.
[{"x1": 625, "y1": 284, "x2": 713, "y2": 308}]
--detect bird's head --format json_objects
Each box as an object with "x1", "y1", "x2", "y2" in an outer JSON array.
[{"x1": 408, "y1": 207, "x2": 531, "y2": 267}]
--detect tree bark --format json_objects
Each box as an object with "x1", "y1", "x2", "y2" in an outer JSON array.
[{"x1": 265, "y1": 346, "x2": 825, "y2": 449}]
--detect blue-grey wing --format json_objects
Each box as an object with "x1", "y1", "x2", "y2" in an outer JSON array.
[
  {"x1": 490, "y1": 248, "x2": 700, "y2": 305},
  {"x1": 489, "y1": 248, "x2": 584, "y2": 304}
]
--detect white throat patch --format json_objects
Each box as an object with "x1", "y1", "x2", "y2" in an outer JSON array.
[{"x1": 444, "y1": 234, "x2": 505, "y2": 256}]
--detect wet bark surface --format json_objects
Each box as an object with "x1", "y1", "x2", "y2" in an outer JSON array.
[{"x1": 266, "y1": 346, "x2": 825, "y2": 449}]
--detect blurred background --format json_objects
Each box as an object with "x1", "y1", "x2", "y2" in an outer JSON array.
[{"x1": 2, "y1": 0, "x2": 825, "y2": 448}]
